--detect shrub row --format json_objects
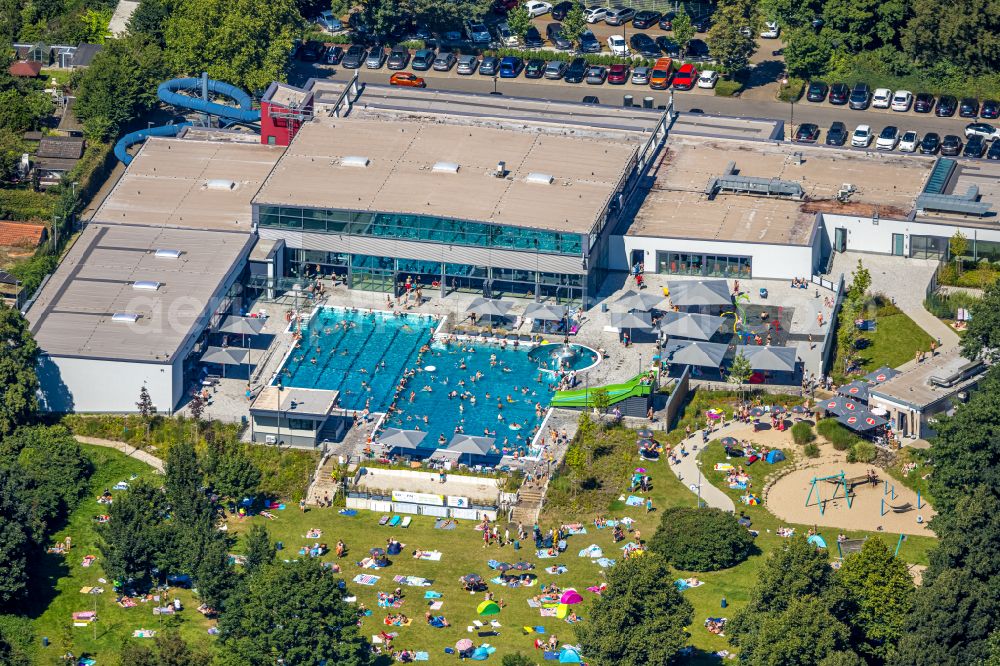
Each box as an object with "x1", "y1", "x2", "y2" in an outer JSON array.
[{"x1": 816, "y1": 418, "x2": 860, "y2": 451}]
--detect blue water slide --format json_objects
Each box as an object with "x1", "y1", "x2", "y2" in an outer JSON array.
[{"x1": 113, "y1": 122, "x2": 192, "y2": 165}]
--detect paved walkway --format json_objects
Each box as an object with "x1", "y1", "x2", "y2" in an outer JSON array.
[
  {"x1": 669, "y1": 429, "x2": 736, "y2": 513},
  {"x1": 76, "y1": 436, "x2": 165, "y2": 473}
]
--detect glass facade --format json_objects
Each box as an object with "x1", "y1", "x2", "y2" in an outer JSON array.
[
  {"x1": 258, "y1": 206, "x2": 585, "y2": 256},
  {"x1": 910, "y1": 235, "x2": 947, "y2": 260},
  {"x1": 656, "y1": 251, "x2": 751, "y2": 278}
]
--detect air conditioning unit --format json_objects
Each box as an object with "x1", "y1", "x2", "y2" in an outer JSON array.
[{"x1": 265, "y1": 435, "x2": 277, "y2": 444}]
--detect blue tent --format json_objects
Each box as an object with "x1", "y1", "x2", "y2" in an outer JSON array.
[
  {"x1": 559, "y1": 648, "x2": 583, "y2": 663},
  {"x1": 765, "y1": 450, "x2": 786, "y2": 464},
  {"x1": 807, "y1": 534, "x2": 827, "y2": 549}
]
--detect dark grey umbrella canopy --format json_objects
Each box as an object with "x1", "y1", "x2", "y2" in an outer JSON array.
[
  {"x1": 201, "y1": 346, "x2": 251, "y2": 365},
  {"x1": 838, "y1": 411, "x2": 887, "y2": 431},
  {"x1": 448, "y1": 434, "x2": 495, "y2": 455},
  {"x1": 666, "y1": 280, "x2": 732, "y2": 307},
  {"x1": 665, "y1": 341, "x2": 728, "y2": 367},
  {"x1": 608, "y1": 311, "x2": 653, "y2": 330},
  {"x1": 219, "y1": 316, "x2": 265, "y2": 336},
  {"x1": 735, "y1": 345, "x2": 798, "y2": 372},
  {"x1": 379, "y1": 428, "x2": 428, "y2": 449},
  {"x1": 614, "y1": 290, "x2": 664, "y2": 312},
  {"x1": 820, "y1": 395, "x2": 863, "y2": 416},
  {"x1": 864, "y1": 366, "x2": 900, "y2": 384},
  {"x1": 838, "y1": 380, "x2": 871, "y2": 402},
  {"x1": 657, "y1": 312, "x2": 725, "y2": 341},
  {"x1": 467, "y1": 297, "x2": 514, "y2": 318},
  {"x1": 523, "y1": 303, "x2": 569, "y2": 322}
]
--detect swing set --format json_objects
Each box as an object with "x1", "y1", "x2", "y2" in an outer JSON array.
[{"x1": 805, "y1": 471, "x2": 854, "y2": 515}]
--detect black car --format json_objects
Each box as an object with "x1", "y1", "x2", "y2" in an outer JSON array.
[
  {"x1": 963, "y1": 135, "x2": 986, "y2": 157},
  {"x1": 987, "y1": 139, "x2": 1000, "y2": 160},
  {"x1": 914, "y1": 92, "x2": 935, "y2": 113},
  {"x1": 579, "y1": 30, "x2": 601, "y2": 53},
  {"x1": 806, "y1": 80, "x2": 828, "y2": 102},
  {"x1": 546, "y1": 23, "x2": 572, "y2": 49},
  {"x1": 959, "y1": 97, "x2": 980, "y2": 118},
  {"x1": 564, "y1": 57, "x2": 587, "y2": 83},
  {"x1": 686, "y1": 38, "x2": 710, "y2": 59},
  {"x1": 658, "y1": 11, "x2": 676, "y2": 30},
  {"x1": 919, "y1": 132, "x2": 940, "y2": 154},
  {"x1": 982, "y1": 100, "x2": 1000, "y2": 119},
  {"x1": 848, "y1": 82, "x2": 870, "y2": 109},
  {"x1": 325, "y1": 45, "x2": 344, "y2": 64},
  {"x1": 632, "y1": 9, "x2": 661, "y2": 28},
  {"x1": 693, "y1": 16, "x2": 711, "y2": 31},
  {"x1": 655, "y1": 36, "x2": 680, "y2": 57},
  {"x1": 829, "y1": 83, "x2": 849, "y2": 105},
  {"x1": 551, "y1": 0, "x2": 578, "y2": 20},
  {"x1": 629, "y1": 33, "x2": 660, "y2": 58},
  {"x1": 524, "y1": 26, "x2": 543, "y2": 48},
  {"x1": 936, "y1": 95, "x2": 957, "y2": 117},
  {"x1": 387, "y1": 45, "x2": 410, "y2": 69},
  {"x1": 341, "y1": 44, "x2": 367, "y2": 68},
  {"x1": 524, "y1": 58, "x2": 546, "y2": 78},
  {"x1": 794, "y1": 123, "x2": 820, "y2": 143},
  {"x1": 826, "y1": 121, "x2": 848, "y2": 146},
  {"x1": 940, "y1": 134, "x2": 963, "y2": 156}
]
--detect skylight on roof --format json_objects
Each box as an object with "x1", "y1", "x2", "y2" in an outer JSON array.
[
  {"x1": 132, "y1": 281, "x2": 161, "y2": 291},
  {"x1": 432, "y1": 161, "x2": 460, "y2": 174},
  {"x1": 340, "y1": 155, "x2": 369, "y2": 168},
  {"x1": 154, "y1": 249, "x2": 181, "y2": 259},
  {"x1": 111, "y1": 312, "x2": 140, "y2": 323},
  {"x1": 525, "y1": 172, "x2": 554, "y2": 185}
]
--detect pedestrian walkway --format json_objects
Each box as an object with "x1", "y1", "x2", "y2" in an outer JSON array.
[
  {"x1": 75, "y1": 436, "x2": 165, "y2": 473},
  {"x1": 669, "y1": 430, "x2": 736, "y2": 513}
]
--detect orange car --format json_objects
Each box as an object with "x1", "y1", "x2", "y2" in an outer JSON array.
[
  {"x1": 649, "y1": 57, "x2": 674, "y2": 90},
  {"x1": 390, "y1": 72, "x2": 426, "y2": 88}
]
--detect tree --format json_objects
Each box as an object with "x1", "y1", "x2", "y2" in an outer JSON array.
[
  {"x1": 506, "y1": 4, "x2": 532, "y2": 39},
  {"x1": 166, "y1": 0, "x2": 302, "y2": 93},
  {"x1": 0, "y1": 615, "x2": 34, "y2": 664},
  {"x1": 837, "y1": 300, "x2": 862, "y2": 373},
  {"x1": 243, "y1": 523, "x2": 276, "y2": 575},
  {"x1": 742, "y1": 595, "x2": 854, "y2": 666},
  {"x1": 128, "y1": 0, "x2": 171, "y2": 44},
  {"x1": 562, "y1": 5, "x2": 586, "y2": 46},
  {"x1": 728, "y1": 352, "x2": 752, "y2": 396},
  {"x1": 960, "y1": 282, "x2": 1000, "y2": 362},
  {"x1": 0, "y1": 129, "x2": 25, "y2": 182},
  {"x1": 949, "y1": 230, "x2": 968, "y2": 264},
  {"x1": 165, "y1": 439, "x2": 210, "y2": 529},
  {"x1": 671, "y1": 12, "x2": 695, "y2": 55},
  {"x1": 210, "y1": 446, "x2": 262, "y2": 501},
  {"x1": 0, "y1": 304, "x2": 38, "y2": 437},
  {"x1": 155, "y1": 628, "x2": 212, "y2": 666},
  {"x1": 576, "y1": 554, "x2": 693, "y2": 666},
  {"x1": 0, "y1": 89, "x2": 53, "y2": 134},
  {"x1": 0, "y1": 511, "x2": 29, "y2": 604},
  {"x1": 649, "y1": 507, "x2": 754, "y2": 571},
  {"x1": 707, "y1": 4, "x2": 757, "y2": 74},
  {"x1": 189, "y1": 392, "x2": 205, "y2": 423},
  {"x1": 847, "y1": 258, "x2": 871, "y2": 304},
  {"x1": 835, "y1": 538, "x2": 914, "y2": 662},
  {"x1": 194, "y1": 528, "x2": 236, "y2": 610},
  {"x1": 591, "y1": 387, "x2": 610, "y2": 416},
  {"x1": 783, "y1": 27, "x2": 833, "y2": 78},
  {"x1": 926, "y1": 486, "x2": 1000, "y2": 577},
  {"x1": 100, "y1": 480, "x2": 169, "y2": 582},
  {"x1": 903, "y1": 0, "x2": 1000, "y2": 73},
  {"x1": 219, "y1": 560, "x2": 373, "y2": 666}
]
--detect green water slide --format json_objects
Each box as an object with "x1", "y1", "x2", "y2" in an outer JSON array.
[{"x1": 549, "y1": 373, "x2": 654, "y2": 408}]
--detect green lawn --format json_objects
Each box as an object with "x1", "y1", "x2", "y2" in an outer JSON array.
[{"x1": 833, "y1": 303, "x2": 934, "y2": 381}]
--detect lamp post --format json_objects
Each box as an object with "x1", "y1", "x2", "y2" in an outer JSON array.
[
  {"x1": 696, "y1": 459, "x2": 703, "y2": 507},
  {"x1": 782, "y1": 75, "x2": 794, "y2": 140},
  {"x1": 491, "y1": 72, "x2": 500, "y2": 95},
  {"x1": 276, "y1": 381, "x2": 284, "y2": 448}
]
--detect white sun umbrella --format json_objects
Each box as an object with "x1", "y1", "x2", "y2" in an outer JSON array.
[
  {"x1": 200, "y1": 346, "x2": 251, "y2": 378},
  {"x1": 614, "y1": 289, "x2": 664, "y2": 312},
  {"x1": 656, "y1": 311, "x2": 725, "y2": 341},
  {"x1": 448, "y1": 434, "x2": 496, "y2": 467},
  {"x1": 379, "y1": 428, "x2": 429, "y2": 452},
  {"x1": 664, "y1": 341, "x2": 728, "y2": 368},
  {"x1": 666, "y1": 280, "x2": 733, "y2": 308},
  {"x1": 523, "y1": 302, "x2": 569, "y2": 322},
  {"x1": 466, "y1": 297, "x2": 514, "y2": 327}
]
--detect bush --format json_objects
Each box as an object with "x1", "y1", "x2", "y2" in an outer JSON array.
[
  {"x1": 847, "y1": 441, "x2": 877, "y2": 464},
  {"x1": 803, "y1": 442, "x2": 820, "y2": 458},
  {"x1": 817, "y1": 418, "x2": 859, "y2": 451},
  {"x1": 924, "y1": 290, "x2": 982, "y2": 320},
  {"x1": 791, "y1": 421, "x2": 816, "y2": 445},
  {"x1": 650, "y1": 507, "x2": 754, "y2": 571},
  {"x1": 486, "y1": 47, "x2": 656, "y2": 68},
  {"x1": 777, "y1": 77, "x2": 805, "y2": 102},
  {"x1": 0, "y1": 188, "x2": 58, "y2": 220},
  {"x1": 714, "y1": 79, "x2": 743, "y2": 97}
]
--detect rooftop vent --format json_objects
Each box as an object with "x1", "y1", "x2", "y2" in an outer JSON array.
[
  {"x1": 154, "y1": 249, "x2": 181, "y2": 259},
  {"x1": 340, "y1": 155, "x2": 370, "y2": 168},
  {"x1": 432, "y1": 161, "x2": 460, "y2": 174},
  {"x1": 205, "y1": 179, "x2": 236, "y2": 190},
  {"x1": 132, "y1": 280, "x2": 161, "y2": 291},
  {"x1": 526, "y1": 172, "x2": 554, "y2": 185},
  {"x1": 111, "y1": 312, "x2": 140, "y2": 323}
]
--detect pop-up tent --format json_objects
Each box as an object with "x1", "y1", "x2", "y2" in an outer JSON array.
[{"x1": 765, "y1": 450, "x2": 786, "y2": 464}]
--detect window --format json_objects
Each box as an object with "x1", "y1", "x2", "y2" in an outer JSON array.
[{"x1": 656, "y1": 251, "x2": 751, "y2": 277}]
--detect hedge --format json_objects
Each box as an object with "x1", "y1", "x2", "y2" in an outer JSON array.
[
  {"x1": 714, "y1": 79, "x2": 742, "y2": 97},
  {"x1": 791, "y1": 421, "x2": 816, "y2": 445},
  {"x1": 777, "y1": 77, "x2": 805, "y2": 102},
  {"x1": 0, "y1": 188, "x2": 58, "y2": 221},
  {"x1": 816, "y1": 418, "x2": 860, "y2": 451},
  {"x1": 650, "y1": 506, "x2": 754, "y2": 571}
]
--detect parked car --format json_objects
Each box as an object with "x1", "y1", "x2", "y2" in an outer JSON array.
[
  {"x1": 829, "y1": 82, "x2": 849, "y2": 105},
  {"x1": 913, "y1": 92, "x2": 935, "y2": 113},
  {"x1": 365, "y1": 46, "x2": 387, "y2": 68},
  {"x1": 341, "y1": 44, "x2": 367, "y2": 69},
  {"x1": 806, "y1": 80, "x2": 828, "y2": 102},
  {"x1": 686, "y1": 39, "x2": 710, "y2": 60},
  {"x1": 325, "y1": 45, "x2": 344, "y2": 64},
  {"x1": 492, "y1": 0, "x2": 518, "y2": 13},
  {"x1": 826, "y1": 121, "x2": 848, "y2": 146},
  {"x1": 607, "y1": 64, "x2": 630, "y2": 84},
  {"x1": 673, "y1": 63, "x2": 698, "y2": 90},
  {"x1": 457, "y1": 54, "x2": 479, "y2": 74},
  {"x1": 631, "y1": 65, "x2": 651, "y2": 85},
  {"x1": 499, "y1": 56, "x2": 523, "y2": 77},
  {"x1": 964, "y1": 123, "x2": 999, "y2": 140},
  {"x1": 316, "y1": 10, "x2": 343, "y2": 32},
  {"x1": 963, "y1": 135, "x2": 986, "y2": 157},
  {"x1": 479, "y1": 56, "x2": 500, "y2": 75},
  {"x1": 697, "y1": 70, "x2": 718, "y2": 88},
  {"x1": 389, "y1": 72, "x2": 425, "y2": 87},
  {"x1": 387, "y1": 45, "x2": 410, "y2": 69},
  {"x1": 579, "y1": 30, "x2": 601, "y2": 52},
  {"x1": 794, "y1": 123, "x2": 820, "y2": 143},
  {"x1": 849, "y1": 83, "x2": 871, "y2": 109},
  {"x1": 940, "y1": 134, "x2": 963, "y2": 156},
  {"x1": 565, "y1": 57, "x2": 587, "y2": 83},
  {"x1": 585, "y1": 65, "x2": 607, "y2": 84},
  {"x1": 959, "y1": 98, "x2": 980, "y2": 118},
  {"x1": 851, "y1": 124, "x2": 873, "y2": 147},
  {"x1": 632, "y1": 10, "x2": 661, "y2": 28},
  {"x1": 604, "y1": 6, "x2": 636, "y2": 25},
  {"x1": 494, "y1": 22, "x2": 518, "y2": 46},
  {"x1": 760, "y1": 21, "x2": 780, "y2": 38},
  {"x1": 935, "y1": 95, "x2": 957, "y2": 117},
  {"x1": 582, "y1": 95, "x2": 600, "y2": 104},
  {"x1": 692, "y1": 15, "x2": 711, "y2": 31},
  {"x1": 524, "y1": 58, "x2": 546, "y2": 78},
  {"x1": 432, "y1": 51, "x2": 456, "y2": 71},
  {"x1": 544, "y1": 60, "x2": 568, "y2": 79},
  {"x1": 899, "y1": 130, "x2": 919, "y2": 152},
  {"x1": 655, "y1": 36, "x2": 680, "y2": 57},
  {"x1": 411, "y1": 48, "x2": 435, "y2": 70},
  {"x1": 649, "y1": 57, "x2": 674, "y2": 89},
  {"x1": 524, "y1": 26, "x2": 544, "y2": 47},
  {"x1": 524, "y1": 1, "x2": 553, "y2": 17},
  {"x1": 299, "y1": 40, "x2": 326, "y2": 62},
  {"x1": 982, "y1": 100, "x2": 1000, "y2": 119},
  {"x1": 872, "y1": 88, "x2": 892, "y2": 109},
  {"x1": 607, "y1": 35, "x2": 629, "y2": 56},
  {"x1": 584, "y1": 5, "x2": 609, "y2": 22},
  {"x1": 551, "y1": 0, "x2": 578, "y2": 20},
  {"x1": 890, "y1": 90, "x2": 913, "y2": 112},
  {"x1": 876, "y1": 125, "x2": 900, "y2": 150},
  {"x1": 987, "y1": 139, "x2": 1000, "y2": 160},
  {"x1": 466, "y1": 20, "x2": 491, "y2": 44},
  {"x1": 546, "y1": 22, "x2": 572, "y2": 49},
  {"x1": 657, "y1": 11, "x2": 676, "y2": 29},
  {"x1": 919, "y1": 132, "x2": 940, "y2": 154},
  {"x1": 629, "y1": 33, "x2": 660, "y2": 58}
]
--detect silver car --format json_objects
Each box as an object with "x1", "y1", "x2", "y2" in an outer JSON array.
[
  {"x1": 457, "y1": 54, "x2": 479, "y2": 74},
  {"x1": 631, "y1": 66, "x2": 651, "y2": 85},
  {"x1": 544, "y1": 60, "x2": 568, "y2": 80},
  {"x1": 365, "y1": 47, "x2": 386, "y2": 69},
  {"x1": 432, "y1": 51, "x2": 456, "y2": 71},
  {"x1": 604, "y1": 6, "x2": 635, "y2": 25}
]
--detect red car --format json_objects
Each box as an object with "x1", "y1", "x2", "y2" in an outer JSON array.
[
  {"x1": 672, "y1": 64, "x2": 698, "y2": 90},
  {"x1": 607, "y1": 64, "x2": 630, "y2": 85},
  {"x1": 389, "y1": 72, "x2": 426, "y2": 88}
]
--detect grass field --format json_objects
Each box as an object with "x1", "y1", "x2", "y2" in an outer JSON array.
[{"x1": 833, "y1": 302, "x2": 934, "y2": 382}]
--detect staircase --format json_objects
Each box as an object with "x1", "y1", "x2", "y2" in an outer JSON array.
[
  {"x1": 306, "y1": 454, "x2": 347, "y2": 505},
  {"x1": 510, "y1": 483, "x2": 547, "y2": 525}
]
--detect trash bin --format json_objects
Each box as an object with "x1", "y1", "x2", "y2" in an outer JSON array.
[
  {"x1": 643, "y1": 96, "x2": 654, "y2": 109},
  {"x1": 42, "y1": 637, "x2": 49, "y2": 647},
  {"x1": 721, "y1": 597, "x2": 728, "y2": 608},
  {"x1": 623, "y1": 94, "x2": 633, "y2": 107},
  {"x1": 513, "y1": 540, "x2": 520, "y2": 550}
]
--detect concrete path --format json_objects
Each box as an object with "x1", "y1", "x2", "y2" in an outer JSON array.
[
  {"x1": 76, "y1": 436, "x2": 165, "y2": 473},
  {"x1": 669, "y1": 432, "x2": 736, "y2": 513}
]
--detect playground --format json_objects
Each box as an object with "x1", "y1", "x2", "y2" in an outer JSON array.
[{"x1": 766, "y1": 454, "x2": 936, "y2": 536}]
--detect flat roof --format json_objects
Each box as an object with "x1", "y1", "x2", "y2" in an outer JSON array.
[
  {"x1": 251, "y1": 386, "x2": 339, "y2": 416},
  {"x1": 629, "y1": 137, "x2": 932, "y2": 245},
  {"x1": 26, "y1": 224, "x2": 253, "y2": 362},
  {"x1": 870, "y1": 350, "x2": 986, "y2": 410},
  {"x1": 93, "y1": 137, "x2": 283, "y2": 232},
  {"x1": 254, "y1": 116, "x2": 639, "y2": 234},
  {"x1": 915, "y1": 159, "x2": 1000, "y2": 227}
]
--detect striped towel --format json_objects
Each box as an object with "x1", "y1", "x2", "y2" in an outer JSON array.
[{"x1": 352, "y1": 574, "x2": 380, "y2": 586}]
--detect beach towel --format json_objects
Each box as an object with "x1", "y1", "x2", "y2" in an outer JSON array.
[
  {"x1": 434, "y1": 518, "x2": 457, "y2": 530},
  {"x1": 388, "y1": 516, "x2": 401, "y2": 527},
  {"x1": 545, "y1": 565, "x2": 568, "y2": 574},
  {"x1": 359, "y1": 558, "x2": 379, "y2": 569},
  {"x1": 595, "y1": 558, "x2": 616, "y2": 568},
  {"x1": 544, "y1": 651, "x2": 560, "y2": 661},
  {"x1": 424, "y1": 590, "x2": 443, "y2": 599},
  {"x1": 415, "y1": 652, "x2": 429, "y2": 661},
  {"x1": 586, "y1": 584, "x2": 607, "y2": 594},
  {"x1": 393, "y1": 575, "x2": 433, "y2": 587},
  {"x1": 415, "y1": 551, "x2": 442, "y2": 561},
  {"x1": 625, "y1": 495, "x2": 645, "y2": 507},
  {"x1": 352, "y1": 574, "x2": 380, "y2": 585},
  {"x1": 77, "y1": 659, "x2": 97, "y2": 666},
  {"x1": 714, "y1": 463, "x2": 735, "y2": 472},
  {"x1": 536, "y1": 550, "x2": 558, "y2": 559},
  {"x1": 675, "y1": 578, "x2": 705, "y2": 591},
  {"x1": 578, "y1": 545, "x2": 603, "y2": 558},
  {"x1": 429, "y1": 601, "x2": 443, "y2": 610},
  {"x1": 540, "y1": 608, "x2": 558, "y2": 617},
  {"x1": 379, "y1": 515, "x2": 390, "y2": 525},
  {"x1": 113, "y1": 481, "x2": 129, "y2": 491},
  {"x1": 401, "y1": 517, "x2": 412, "y2": 528},
  {"x1": 487, "y1": 559, "x2": 501, "y2": 569},
  {"x1": 133, "y1": 629, "x2": 156, "y2": 638},
  {"x1": 339, "y1": 509, "x2": 358, "y2": 517},
  {"x1": 527, "y1": 599, "x2": 541, "y2": 608},
  {"x1": 565, "y1": 525, "x2": 588, "y2": 535},
  {"x1": 490, "y1": 576, "x2": 505, "y2": 585}
]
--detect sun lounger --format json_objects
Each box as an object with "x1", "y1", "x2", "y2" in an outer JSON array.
[
  {"x1": 388, "y1": 516, "x2": 401, "y2": 527},
  {"x1": 401, "y1": 517, "x2": 412, "y2": 528},
  {"x1": 379, "y1": 515, "x2": 390, "y2": 525}
]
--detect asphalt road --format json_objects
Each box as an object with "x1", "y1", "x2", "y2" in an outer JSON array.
[{"x1": 305, "y1": 64, "x2": 981, "y2": 144}]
